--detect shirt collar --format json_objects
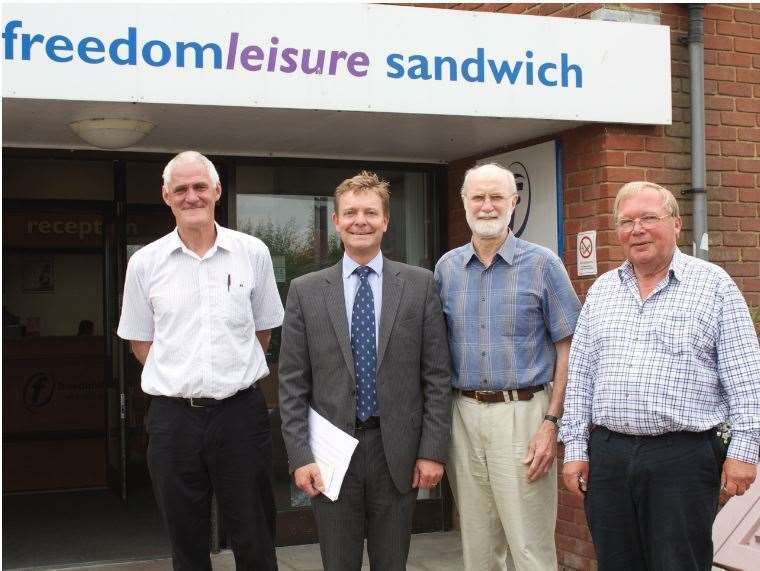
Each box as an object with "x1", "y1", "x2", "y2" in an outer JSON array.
[
  {"x1": 462, "y1": 232, "x2": 517, "y2": 267},
  {"x1": 163, "y1": 222, "x2": 232, "y2": 260},
  {"x1": 668, "y1": 248, "x2": 686, "y2": 282},
  {"x1": 342, "y1": 250, "x2": 384, "y2": 279},
  {"x1": 617, "y1": 247, "x2": 684, "y2": 284}
]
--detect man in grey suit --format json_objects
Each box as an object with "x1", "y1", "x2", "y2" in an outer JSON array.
[{"x1": 279, "y1": 171, "x2": 452, "y2": 570}]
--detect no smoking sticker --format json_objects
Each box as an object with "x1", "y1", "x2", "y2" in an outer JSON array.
[{"x1": 577, "y1": 231, "x2": 597, "y2": 276}]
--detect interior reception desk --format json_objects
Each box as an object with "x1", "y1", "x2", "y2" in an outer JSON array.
[{"x1": 3, "y1": 336, "x2": 107, "y2": 492}]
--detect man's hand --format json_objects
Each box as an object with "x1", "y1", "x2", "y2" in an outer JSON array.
[
  {"x1": 562, "y1": 460, "x2": 589, "y2": 498},
  {"x1": 721, "y1": 458, "x2": 757, "y2": 498},
  {"x1": 412, "y1": 459, "x2": 444, "y2": 489},
  {"x1": 522, "y1": 421, "x2": 558, "y2": 482},
  {"x1": 294, "y1": 463, "x2": 324, "y2": 498}
]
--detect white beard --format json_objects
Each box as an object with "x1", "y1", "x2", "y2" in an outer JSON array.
[{"x1": 465, "y1": 208, "x2": 513, "y2": 238}]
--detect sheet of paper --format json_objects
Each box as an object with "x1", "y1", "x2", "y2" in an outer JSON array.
[
  {"x1": 312, "y1": 454, "x2": 335, "y2": 491},
  {"x1": 308, "y1": 407, "x2": 359, "y2": 501}
]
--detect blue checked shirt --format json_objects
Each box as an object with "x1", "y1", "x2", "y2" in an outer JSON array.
[
  {"x1": 434, "y1": 236, "x2": 580, "y2": 390},
  {"x1": 561, "y1": 249, "x2": 760, "y2": 464}
]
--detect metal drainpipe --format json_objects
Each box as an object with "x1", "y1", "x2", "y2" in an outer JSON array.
[{"x1": 688, "y1": 4, "x2": 708, "y2": 260}]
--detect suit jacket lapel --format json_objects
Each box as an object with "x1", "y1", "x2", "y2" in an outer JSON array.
[
  {"x1": 323, "y1": 262, "x2": 355, "y2": 380},
  {"x1": 377, "y1": 258, "x2": 403, "y2": 372}
]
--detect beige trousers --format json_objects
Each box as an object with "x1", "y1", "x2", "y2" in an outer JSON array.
[{"x1": 448, "y1": 390, "x2": 558, "y2": 571}]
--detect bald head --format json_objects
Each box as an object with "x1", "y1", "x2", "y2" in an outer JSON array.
[
  {"x1": 460, "y1": 163, "x2": 517, "y2": 199},
  {"x1": 162, "y1": 151, "x2": 220, "y2": 190}
]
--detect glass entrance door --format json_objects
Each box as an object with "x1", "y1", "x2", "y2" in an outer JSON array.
[{"x1": 2, "y1": 203, "x2": 113, "y2": 493}]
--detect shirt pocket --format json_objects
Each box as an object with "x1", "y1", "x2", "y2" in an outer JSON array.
[
  {"x1": 504, "y1": 290, "x2": 540, "y2": 339},
  {"x1": 654, "y1": 311, "x2": 691, "y2": 356},
  {"x1": 220, "y1": 287, "x2": 253, "y2": 328}
]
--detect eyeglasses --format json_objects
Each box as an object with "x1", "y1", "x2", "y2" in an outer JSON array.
[{"x1": 616, "y1": 214, "x2": 671, "y2": 233}]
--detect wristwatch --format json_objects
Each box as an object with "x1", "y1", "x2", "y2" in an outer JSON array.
[{"x1": 544, "y1": 414, "x2": 560, "y2": 427}]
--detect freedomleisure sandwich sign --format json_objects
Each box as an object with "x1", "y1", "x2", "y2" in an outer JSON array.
[{"x1": 2, "y1": 4, "x2": 672, "y2": 124}]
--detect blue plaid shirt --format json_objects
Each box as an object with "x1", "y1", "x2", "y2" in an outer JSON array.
[
  {"x1": 561, "y1": 249, "x2": 760, "y2": 464},
  {"x1": 434, "y1": 235, "x2": 580, "y2": 390}
]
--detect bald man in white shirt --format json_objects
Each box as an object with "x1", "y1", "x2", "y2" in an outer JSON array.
[{"x1": 118, "y1": 151, "x2": 284, "y2": 571}]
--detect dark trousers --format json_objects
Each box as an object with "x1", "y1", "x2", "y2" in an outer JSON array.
[
  {"x1": 311, "y1": 427, "x2": 417, "y2": 571},
  {"x1": 585, "y1": 427, "x2": 726, "y2": 571},
  {"x1": 146, "y1": 385, "x2": 277, "y2": 571}
]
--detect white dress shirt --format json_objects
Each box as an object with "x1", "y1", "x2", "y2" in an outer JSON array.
[
  {"x1": 117, "y1": 223, "x2": 284, "y2": 398},
  {"x1": 342, "y1": 251, "x2": 383, "y2": 350}
]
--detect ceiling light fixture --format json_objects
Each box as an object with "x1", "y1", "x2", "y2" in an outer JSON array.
[{"x1": 69, "y1": 118, "x2": 155, "y2": 149}]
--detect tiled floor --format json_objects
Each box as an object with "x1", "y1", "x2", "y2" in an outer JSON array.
[{"x1": 33, "y1": 531, "x2": 464, "y2": 571}]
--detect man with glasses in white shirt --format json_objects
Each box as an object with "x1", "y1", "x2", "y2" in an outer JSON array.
[
  {"x1": 118, "y1": 151, "x2": 284, "y2": 571},
  {"x1": 561, "y1": 181, "x2": 760, "y2": 571}
]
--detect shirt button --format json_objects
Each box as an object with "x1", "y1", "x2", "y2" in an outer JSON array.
[
  {"x1": 480, "y1": 323, "x2": 486, "y2": 329},
  {"x1": 481, "y1": 351, "x2": 486, "y2": 356},
  {"x1": 483, "y1": 379, "x2": 488, "y2": 384},
  {"x1": 481, "y1": 297, "x2": 485, "y2": 302}
]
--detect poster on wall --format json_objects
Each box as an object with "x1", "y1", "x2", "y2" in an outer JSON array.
[
  {"x1": 477, "y1": 140, "x2": 561, "y2": 254},
  {"x1": 21, "y1": 255, "x2": 54, "y2": 293},
  {"x1": 577, "y1": 230, "x2": 598, "y2": 276}
]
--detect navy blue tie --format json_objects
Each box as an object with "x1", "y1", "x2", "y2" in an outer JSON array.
[{"x1": 351, "y1": 266, "x2": 378, "y2": 422}]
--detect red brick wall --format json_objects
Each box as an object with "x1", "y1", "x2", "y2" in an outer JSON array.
[{"x1": 439, "y1": 4, "x2": 760, "y2": 570}]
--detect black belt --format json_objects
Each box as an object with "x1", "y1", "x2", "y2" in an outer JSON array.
[
  {"x1": 592, "y1": 425, "x2": 713, "y2": 441},
  {"x1": 455, "y1": 384, "x2": 545, "y2": 403},
  {"x1": 355, "y1": 416, "x2": 380, "y2": 430},
  {"x1": 162, "y1": 384, "x2": 256, "y2": 408}
]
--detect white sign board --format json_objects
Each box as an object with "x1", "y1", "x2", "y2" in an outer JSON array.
[
  {"x1": 2, "y1": 4, "x2": 671, "y2": 124},
  {"x1": 577, "y1": 230, "x2": 598, "y2": 276},
  {"x1": 478, "y1": 140, "x2": 560, "y2": 254}
]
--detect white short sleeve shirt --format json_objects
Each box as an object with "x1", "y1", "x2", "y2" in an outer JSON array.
[{"x1": 117, "y1": 223, "x2": 284, "y2": 398}]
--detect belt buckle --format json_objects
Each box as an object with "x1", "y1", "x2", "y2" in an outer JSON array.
[
  {"x1": 189, "y1": 398, "x2": 205, "y2": 408},
  {"x1": 474, "y1": 390, "x2": 493, "y2": 402}
]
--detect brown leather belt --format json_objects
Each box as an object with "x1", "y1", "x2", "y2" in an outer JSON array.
[{"x1": 455, "y1": 385, "x2": 545, "y2": 403}]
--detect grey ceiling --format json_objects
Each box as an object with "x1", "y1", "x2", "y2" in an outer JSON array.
[{"x1": 3, "y1": 98, "x2": 583, "y2": 163}]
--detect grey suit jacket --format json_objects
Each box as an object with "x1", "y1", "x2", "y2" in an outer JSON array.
[{"x1": 279, "y1": 257, "x2": 452, "y2": 494}]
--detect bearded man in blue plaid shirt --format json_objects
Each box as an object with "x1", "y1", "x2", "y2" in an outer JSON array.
[
  {"x1": 561, "y1": 181, "x2": 760, "y2": 571},
  {"x1": 435, "y1": 163, "x2": 581, "y2": 570}
]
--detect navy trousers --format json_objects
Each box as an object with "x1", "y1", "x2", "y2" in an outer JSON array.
[
  {"x1": 147, "y1": 385, "x2": 277, "y2": 571},
  {"x1": 585, "y1": 426, "x2": 726, "y2": 571}
]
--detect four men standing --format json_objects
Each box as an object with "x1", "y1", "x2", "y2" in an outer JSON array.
[
  {"x1": 121, "y1": 153, "x2": 758, "y2": 570},
  {"x1": 435, "y1": 164, "x2": 580, "y2": 570}
]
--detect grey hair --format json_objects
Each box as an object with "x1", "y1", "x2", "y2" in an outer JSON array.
[
  {"x1": 162, "y1": 151, "x2": 220, "y2": 188},
  {"x1": 460, "y1": 163, "x2": 517, "y2": 198},
  {"x1": 613, "y1": 181, "x2": 680, "y2": 222}
]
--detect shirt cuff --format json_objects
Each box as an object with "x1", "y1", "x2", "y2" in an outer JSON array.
[
  {"x1": 727, "y1": 434, "x2": 760, "y2": 464},
  {"x1": 255, "y1": 315, "x2": 284, "y2": 331},
  {"x1": 562, "y1": 439, "x2": 589, "y2": 463}
]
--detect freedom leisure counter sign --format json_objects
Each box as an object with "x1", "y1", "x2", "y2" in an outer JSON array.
[{"x1": 2, "y1": 4, "x2": 671, "y2": 124}]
